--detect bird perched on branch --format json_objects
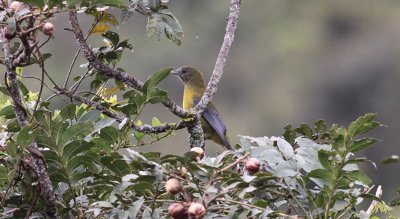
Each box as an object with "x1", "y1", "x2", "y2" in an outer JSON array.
[{"x1": 171, "y1": 66, "x2": 232, "y2": 150}]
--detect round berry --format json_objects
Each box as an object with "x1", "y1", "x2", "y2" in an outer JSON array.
[
  {"x1": 188, "y1": 203, "x2": 206, "y2": 219},
  {"x1": 42, "y1": 22, "x2": 54, "y2": 36},
  {"x1": 245, "y1": 158, "x2": 261, "y2": 173},
  {"x1": 168, "y1": 203, "x2": 188, "y2": 219},
  {"x1": 190, "y1": 147, "x2": 205, "y2": 160},
  {"x1": 165, "y1": 178, "x2": 182, "y2": 195}
]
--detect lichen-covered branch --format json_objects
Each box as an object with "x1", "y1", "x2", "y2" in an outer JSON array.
[
  {"x1": 187, "y1": 117, "x2": 205, "y2": 148},
  {"x1": 194, "y1": 0, "x2": 241, "y2": 114},
  {"x1": 186, "y1": 0, "x2": 241, "y2": 148},
  {"x1": 1, "y1": 30, "x2": 58, "y2": 218},
  {"x1": 68, "y1": 11, "x2": 189, "y2": 118}
]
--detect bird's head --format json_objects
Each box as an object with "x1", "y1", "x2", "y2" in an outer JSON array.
[{"x1": 171, "y1": 66, "x2": 204, "y2": 85}]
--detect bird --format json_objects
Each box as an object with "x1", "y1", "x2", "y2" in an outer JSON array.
[{"x1": 171, "y1": 66, "x2": 233, "y2": 150}]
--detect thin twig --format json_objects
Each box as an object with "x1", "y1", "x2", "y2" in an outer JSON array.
[
  {"x1": 219, "y1": 152, "x2": 249, "y2": 172},
  {"x1": 194, "y1": 0, "x2": 241, "y2": 114},
  {"x1": 64, "y1": 13, "x2": 105, "y2": 89},
  {"x1": 24, "y1": 186, "x2": 41, "y2": 219}
]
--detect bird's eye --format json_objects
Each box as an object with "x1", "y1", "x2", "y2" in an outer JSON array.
[{"x1": 182, "y1": 70, "x2": 186, "y2": 74}]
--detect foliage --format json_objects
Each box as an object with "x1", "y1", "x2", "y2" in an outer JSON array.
[
  {"x1": 0, "y1": 0, "x2": 396, "y2": 218},
  {"x1": 0, "y1": 106, "x2": 389, "y2": 218}
]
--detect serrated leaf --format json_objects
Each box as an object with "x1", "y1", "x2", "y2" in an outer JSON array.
[
  {"x1": 283, "y1": 124, "x2": 296, "y2": 145},
  {"x1": 348, "y1": 113, "x2": 380, "y2": 138},
  {"x1": 296, "y1": 124, "x2": 313, "y2": 138},
  {"x1": 350, "y1": 138, "x2": 379, "y2": 152}
]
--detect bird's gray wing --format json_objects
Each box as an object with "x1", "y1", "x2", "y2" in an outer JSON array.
[{"x1": 193, "y1": 98, "x2": 227, "y2": 143}]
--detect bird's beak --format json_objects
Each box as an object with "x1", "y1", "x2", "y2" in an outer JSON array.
[{"x1": 170, "y1": 69, "x2": 179, "y2": 76}]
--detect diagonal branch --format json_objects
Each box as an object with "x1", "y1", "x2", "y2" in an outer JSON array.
[
  {"x1": 194, "y1": 0, "x2": 241, "y2": 114},
  {"x1": 57, "y1": 88, "x2": 193, "y2": 133},
  {"x1": 67, "y1": 11, "x2": 189, "y2": 118}
]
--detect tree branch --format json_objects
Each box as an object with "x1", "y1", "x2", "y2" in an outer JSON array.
[
  {"x1": 57, "y1": 88, "x2": 193, "y2": 133},
  {"x1": 1, "y1": 29, "x2": 58, "y2": 218},
  {"x1": 67, "y1": 11, "x2": 189, "y2": 118},
  {"x1": 194, "y1": 0, "x2": 241, "y2": 114}
]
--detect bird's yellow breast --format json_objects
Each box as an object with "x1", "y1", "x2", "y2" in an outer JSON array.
[{"x1": 182, "y1": 85, "x2": 203, "y2": 109}]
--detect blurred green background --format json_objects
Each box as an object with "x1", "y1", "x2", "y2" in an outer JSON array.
[{"x1": 8, "y1": 0, "x2": 400, "y2": 214}]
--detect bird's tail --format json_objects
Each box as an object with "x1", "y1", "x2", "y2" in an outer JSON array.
[{"x1": 222, "y1": 136, "x2": 233, "y2": 150}]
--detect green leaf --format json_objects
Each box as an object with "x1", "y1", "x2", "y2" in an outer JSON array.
[
  {"x1": 318, "y1": 150, "x2": 333, "y2": 170},
  {"x1": 0, "y1": 105, "x2": 15, "y2": 119},
  {"x1": 99, "y1": 126, "x2": 119, "y2": 144},
  {"x1": 63, "y1": 140, "x2": 91, "y2": 161},
  {"x1": 151, "y1": 117, "x2": 162, "y2": 126},
  {"x1": 296, "y1": 124, "x2": 313, "y2": 138},
  {"x1": 129, "y1": 181, "x2": 154, "y2": 192},
  {"x1": 78, "y1": 110, "x2": 101, "y2": 122},
  {"x1": 100, "y1": 156, "x2": 131, "y2": 176},
  {"x1": 58, "y1": 122, "x2": 94, "y2": 146},
  {"x1": 7, "y1": 119, "x2": 21, "y2": 132},
  {"x1": 350, "y1": 138, "x2": 379, "y2": 152},
  {"x1": 35, "y1": 135, "x2": 56, "y2": 150},
  {"x1": 360, "y1": 193, "x2": 383, "y2": 203},
  {"x1": 308, "y1": 168, "x2": 334, "y2": 185},
  {"x1": 117, "y1": 103, "x2": 137, "y2": 117},
  {"x1": 159, "y1": 9, "x2": 183, "y2": 46},
  {"x1": 381, "y1": 155, "x2": 400, "y2": 164},
  {"x1": 0, "y1": 87, "x2": 9, "y2": 96},
  {"x1": 95, "y1": 0, "x2": 126, "y2": 7},
  {"x1": 390, "y1": 198, "x2": 400, "y2": 206},
  {"x1": 16, "y1": 126, "x2": 33, "y2": 148},
  {"x1": 315, "y1": 120, "x2": 327, "y2": 134},
  {"x1": 342, "y1": 170, "x2": 372, "y2": 185},
  {"x1": 282, "y1": 124, "x2": 296, "y2": 145},
  {"x1": 142, "y1": 68, "x2": 172, "y2": 93},
  {"x1": 348, "y1": 113, "x2": 380, "y2": 138},
  {"x1": 18, "y1": 80, "x2": 29, "y2": 97},
  {"x1": 146, "y1": 87, "x2": 168, "y2": 104},
  {"x1": 20, "y1": 0, "x2": 45, "y2": 8},
  {"x1": 128, "y1": 198, "x2": 144, "y2": 219},
  {"x1": 58, "y1": 103, "x2": 76, "y2": 119},
  {"x1": 252, "y1": 200, "x2": 268, "y2": 208},
  {"x1": 102, "y1": 31, "x2": 119, "y2": 46}
]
